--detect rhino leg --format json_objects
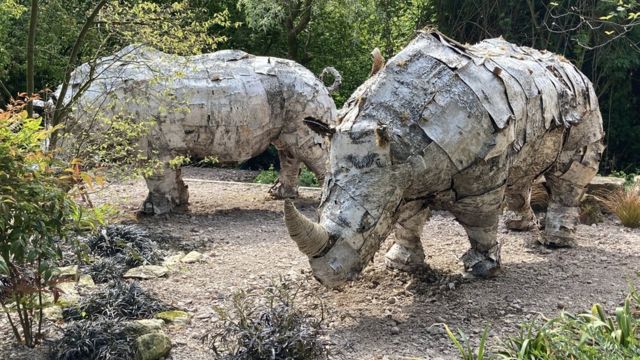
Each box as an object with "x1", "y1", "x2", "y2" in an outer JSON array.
[
  {"x1": 142, "y1": 166, "x2": 189, "y2": 215},
  {"x1": 450, "y1": 187, "x2": 504, "y2": 277},
  {"x1": 505, "y1": 180, "x2": 538, "y2": 231},
  {"x1": 269, "y1": 147, "x2": 300, "y2": 199},
  {"x1": 542, "y1": 140, "x2": 603, "y2": 247},
  {"x1": 384, "y1": 201, "x2": 431, "y2": 272}
]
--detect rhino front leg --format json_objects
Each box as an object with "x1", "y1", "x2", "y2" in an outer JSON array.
[
  {"x1": 142, "y1": 166, "x2": 189, "y2": 215},
  {"x1": 450, "y1": 187, "x2": 504, "y2": 277},
  {"x1": 269, "y1": 147, "x2": 300, "y2": 199},
  {"x1": 505, "y1": 180, "x2": 538, "y2": 231},
  {"x1": 384, "y1": 201, "x2": 431, "y2": 272}
]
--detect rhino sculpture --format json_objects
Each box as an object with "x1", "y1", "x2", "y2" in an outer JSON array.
[
  {"x1": 57, "y1": 45, "x2": 339, "y2": 214},
  {"x1": 284, "y1": 31, "x2": 604, "y2": 288}
]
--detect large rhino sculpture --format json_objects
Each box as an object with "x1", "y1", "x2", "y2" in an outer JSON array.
[
  {"x1": 284, "y1": 31, "x2": 604, "y2": 288},
  {"x1": 56, "y1": 45, "x2": 339, "y2": 214}
]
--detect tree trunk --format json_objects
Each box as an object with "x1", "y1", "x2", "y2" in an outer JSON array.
[{"x1": 26, "y1": 0, "x2": 38, "y2": 118}]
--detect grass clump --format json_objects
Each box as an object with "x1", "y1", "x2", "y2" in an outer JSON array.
[
  {"x1": 207, "y1": 280, "x2": 327, "y2": 360},
  {"x1": 446, "y1": 286, "x2": 640, "y2": 359},
  {"x1": 48, "y1": 319, "x2": 139, "y2": 360},
  {"x1": 86, "y1": 225, "x2": 163, "y2": 283},
  {"x1": 63, "y1": 280, "x2": 173, "y2": 321},
  {"x1": 603, "y1": 185, "x2": 640, "y2": 228}
]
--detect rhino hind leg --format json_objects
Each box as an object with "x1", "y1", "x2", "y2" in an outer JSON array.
[
  {"x1": 269, "y1": 148, "x2": 300, "y2": 199},
  {"x1": 450, "y1": 187, "x2": 504, "y2": 278},
  {"x1": 384, "y1": 202, "x2": 431, "y2": 272},
  {"x1": 141, "y1": 167, "x2": 189, "y2": 215},
  {"x1": 505, "y1": 181, "x2": 538, "y2": 231},
  {"x1": 542, "y1": 140, "x2": 603, "y2": 247}
]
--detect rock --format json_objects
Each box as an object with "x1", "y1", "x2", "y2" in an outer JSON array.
[
  {"x1": 586, "y1": 176, "x2": 625, "y2": 194},
  {"x1": 128, "y1": 319, "x2": 165, "y2": 334},
  {"x1": 135, "y1": 331, "x2": 171, "y2": 360},
  {"x1": 387, "y1": 296, "x2": 397, "y2": 305},
  {"x1": 162, "y1": 252, "x2": 185, "y2": 267},
  {"x1": 55, "y1": 281, "x2": 80, "y2": 308},
  {"x1": 124, "y1": 265, "x2": 168, "y2": 279},
  {"x1": 390, "y1": 326, "x2": 400, "y2": 335},
  {"x1": 77, "y1": 274, "x2": 96, "y2": 289},
  {"x1": 43, "y1": 306, "x2": 63, "y2": 321},
  {"x1": 180, "y1": 251, "x2": 203, "y2": 264},
  {"x1": 55, "y1": 265, "x2": 78, "y2": 278},
  {"x1": 155, "y1": 310, "x2": 191, "y2": 325}
]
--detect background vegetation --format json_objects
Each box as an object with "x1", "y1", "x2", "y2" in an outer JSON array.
[{"x1": 0, "y1": 0, "x2": 638, "y2": 173}]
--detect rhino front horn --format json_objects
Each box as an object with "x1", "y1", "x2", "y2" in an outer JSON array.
[{"x1": 284, "y1": 200, "x2": 329, "y2": 257}]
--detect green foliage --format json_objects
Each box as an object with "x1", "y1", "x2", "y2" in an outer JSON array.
[
  {"x1": 445, "y1": 325, "x2": 489, "y2": 360},
  {"x1": 445, "y1": 286, "x2": 640, "y2": 359},
  {"x1": 207, "y1": 279, "x2": 327, "y2": 359},
  {"x1": 100, "y1": 0, "x2": 233, "y2": 56},
  {"x1": 0, "y1": 110, "x2": 104, "y2": 346},
  {"x1": 63, "y1": 115, "x2": 162, "y2": 179},
  {"x1": 254, "y1": 165, "x2": 320, "y2": 187},
  {"x1": 254, "y1": 165, "x2": 279, "y2": 185},
  {"x1": 299, "y1": 166, "x2": 319, "y2": 187}
]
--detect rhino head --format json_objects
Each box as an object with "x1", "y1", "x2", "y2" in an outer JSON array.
[{"x1": 285, "y1": 89, "x2": 425, "y2": 287}]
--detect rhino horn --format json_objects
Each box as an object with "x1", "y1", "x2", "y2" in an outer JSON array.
[{"x1": 284, "y1": 200, "x2": 329, "y2": 257}]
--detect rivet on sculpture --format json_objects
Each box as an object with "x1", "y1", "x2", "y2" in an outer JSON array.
[
  {"x1": 55, "y1": 45, "x2": 340, "y2": 215},
  {"x1": 285, "y1": 31, "x2": 604, "y2": 288}
]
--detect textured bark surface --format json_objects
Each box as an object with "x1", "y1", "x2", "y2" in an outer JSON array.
[
  {"x1": 57, "y1": 45, "x2": 337, "y2": 214},
  {"x1": 286, "y1": 31, "x2": 604, "y2": 287}
]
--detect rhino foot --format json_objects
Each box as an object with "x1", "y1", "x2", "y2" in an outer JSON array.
[
  {"x1": 539, "y1": 233, "x2": 576, "y2": 248},
  {"x1": 504, "y1": 210, "x2": 539, "y2": 231},
  {"x1": 384, "y1": 243, "x2": 426, "y2": 273},
  {"x1": 140, "y1": 192, "x2": 187, "y2": 216},
  {"x1": 269, "y1": 181, "x2": 299, "y2": 199},
  {"x1": 461, "y1": 245, "x2": 501, "y2": 278}
]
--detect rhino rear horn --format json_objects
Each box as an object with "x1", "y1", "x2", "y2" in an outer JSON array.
[
  {"x1": 284, "y1": 200, "x2": 329, "y2": 257},
  {"x1": 369, "y1": 48, "x2": 385, "y2": 77},
  {"x1": 304, "y1": 116, "x2": 335, "y2": 138}
]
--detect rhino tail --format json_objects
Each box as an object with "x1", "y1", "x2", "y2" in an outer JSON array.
[{"x1": 319, "y1": 67, "x2": 342, "y2": 94}]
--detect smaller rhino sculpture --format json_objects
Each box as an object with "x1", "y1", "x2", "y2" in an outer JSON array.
[
  {"x1": 285, "y1": 31, "x2": 604, "y2": 288},
  {"x1": 56, "y1": 45, "x2": 339, "y2": 214}
]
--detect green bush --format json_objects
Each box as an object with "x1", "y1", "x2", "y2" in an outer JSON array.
[
  {"x1": 254, "y1": 165, "x2": 279, "y2": 185},
  {"x1": 299, "y1": 167, "x2": 319, "y2": 187},
  {"x1": 0, "y1": 110, "x2": 104, "y2": 346},
  {"x1": 446, "y1": 286, "x2": 640, "y2": 359},
  {"x1": 254, "y1": 165, "x2": 320, "y2": 187}
]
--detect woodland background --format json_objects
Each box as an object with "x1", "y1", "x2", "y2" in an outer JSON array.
[{"x1": 1, "y1": 0, "x2": 638, "y2": 173}]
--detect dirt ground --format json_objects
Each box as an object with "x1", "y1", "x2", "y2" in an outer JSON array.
[{"x1": 2, "y1": 166, "x2": 640, "y2": 360}]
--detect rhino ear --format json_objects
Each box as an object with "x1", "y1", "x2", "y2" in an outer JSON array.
[{"x1": 304, "y1": 117, "x2": 335, "y2": 138}]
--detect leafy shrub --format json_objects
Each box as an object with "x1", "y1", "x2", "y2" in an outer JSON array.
[
  {"x1": 446, "y1": 286, "x2": 640, "y2": 359},
  {"x1": 63, "y1": 280, "x2": 173, "y2": 321},
  {"x1": 86, "y1": 225, "x2": 162, "y2": 268},
  {"x1": 48, "y1": 318, "x2": 139, "y2": 360},
  {"x1": 0, "y1": 108, "x2": 104, "y2": 346},
  {"x1": 207, "y1": 280, "x2": 327, "y2": 359},
  {"x1": 254, "y1": 165, "x2": 320, "y2": 187},
  {"x1": 254, "y1": 165, "x2": 279, "y2": 185},
  {"x1": 603, "y1": 185, "x2": 640, "y2": 228},
  {"x1": 299, "y1": 167, "x2": 319, "y2": 187}
]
